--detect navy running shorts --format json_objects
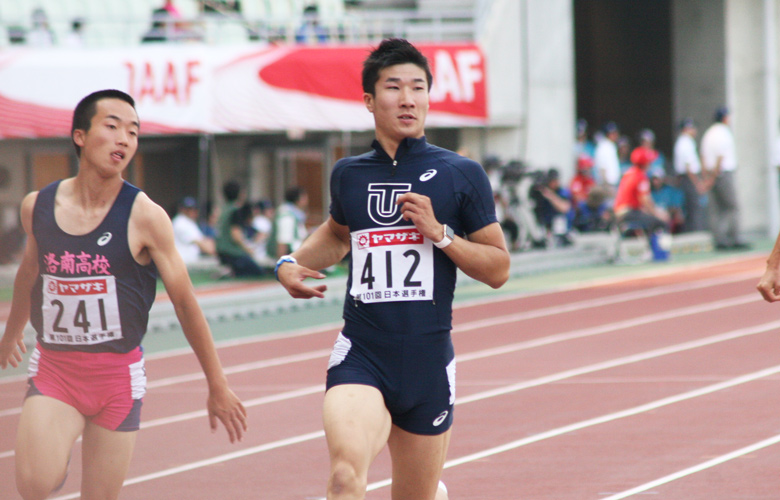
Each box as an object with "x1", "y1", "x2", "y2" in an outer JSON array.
[{"x1": 326, "y1": 325, "x2": 456, "y2": 435}]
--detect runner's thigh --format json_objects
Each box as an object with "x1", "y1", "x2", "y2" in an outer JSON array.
[
  {"x1": 15, "y1": 396, "x2": 85, "y2": 496},
  {"x1": 80, "y1": 422, "x2": 137, "y2": 500},
  {"x1": 388, "y1": 425, "x2": 451, "y2": 500},
  {"x1": 323, "y1": 384, "x2": 392, "y2": 470}
]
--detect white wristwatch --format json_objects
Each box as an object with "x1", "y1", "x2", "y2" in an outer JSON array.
[{"x1": 433, "y1": 224, "x2": 455, "y2": 249}]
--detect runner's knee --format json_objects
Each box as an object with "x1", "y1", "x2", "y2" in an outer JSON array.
[
  {"x1": 16, "y1": 471, "x2": 62, "y2": 500},
  {"x1": 329, "y1": 460, "x2": 366, "y2": 497}
]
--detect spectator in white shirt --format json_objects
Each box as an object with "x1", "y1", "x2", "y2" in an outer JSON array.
[
  {"x1": 700, "y1": 107, "x2": 749, "y2": 250},
  {"x1": 594, "y1": 121, "x2": 621, "y2": 190},
  {"x1": 673, "y1": 118, "x2": 710, "y2": 232},
  {"x1": 172, "y1": 197, "x2": 216, "y2": 264}
]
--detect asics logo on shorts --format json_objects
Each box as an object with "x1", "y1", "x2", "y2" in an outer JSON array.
[
  {"x1": 367, "y1": 183, "x2": 411, "y2": 226},
  {"x1": 433, "y1": 410, "x2": 449, "y2": 427},
  {"x1": 97, "y1": 232, "x2": 112, "y2": 246},
  {"x1": 419, "y1": 169, "x2": 437, "y2": 181}
]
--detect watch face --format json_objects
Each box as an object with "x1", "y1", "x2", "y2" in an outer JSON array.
[{"x1": 445, "y1": 225, "x2": 455, "y2": 240}]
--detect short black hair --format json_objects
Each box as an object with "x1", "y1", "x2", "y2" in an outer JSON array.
[
  {"x1": 714, "y1": 106, "x2": 729, "y2": 123},
  {"x1": 284, "y1": 186, "x2": 305, "y2": 204},
  {"x1": 71, "y1": 89, "x2": 136, "y2": 157},
  {"x1": 361, "y1": 38, "x2": 433, "y2": 95},
  {"x1": 223, "y1": 180, "x2": 242, "y2": 202}
]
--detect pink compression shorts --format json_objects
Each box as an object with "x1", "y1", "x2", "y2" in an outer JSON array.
[{"x1": 26, "y1": 343, "x2": 146, "y2": 431}]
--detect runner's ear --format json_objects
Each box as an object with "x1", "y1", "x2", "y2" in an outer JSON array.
[{"x1": 363, "y1": 93, "x2": 375, "y2": 113}]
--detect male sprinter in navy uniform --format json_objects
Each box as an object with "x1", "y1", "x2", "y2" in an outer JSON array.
[{"x1": 276, "y1": 39, "x2": 509, "y2": 500}]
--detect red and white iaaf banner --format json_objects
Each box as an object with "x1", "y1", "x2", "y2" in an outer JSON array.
[{"x1": 0, "y1": 42, "x2": 487, "y2": 138}]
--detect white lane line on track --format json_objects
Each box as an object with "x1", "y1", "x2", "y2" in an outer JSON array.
[
  {"x1": 50, "y1": 431, "x2": 329, "y2": 500},
  {"x1": 0, "y1": 268, "x2": 757, "y2": 388},
  {"x1": 48, "y1": 321, "x2": 780, "y2": 498},
  {"x1": 0, "y1": 291, "x2": 767, "y2": 464},
  {"x1": 599, "y1": 433, "x2": 780, "y2": 499},
  {"x1": 147, "y1": 349, "x2": 333, "y2": 389},
  {"x1": 355, "y1": 363, "x2": 780, "y2": 495},
  {"x1": 145, "y1": 292, "x2": 760, "y2": 390},
  {"x1": 0, "y1": 289, "x2": 760, "y2": 423},
  {"x1": 456, "y1": 319, "x2": 780, "y2": 404},
  {"x1": 456, "y1": 268, "x2": 758, "y2": 310}
]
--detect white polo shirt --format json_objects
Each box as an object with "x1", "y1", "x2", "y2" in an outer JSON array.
[
  {"x1": 673, "y1": 133, "x2": 701, "y2": 175},
  {"x1": 700, "y1": 122, "x2": 737, "y2": 172}
]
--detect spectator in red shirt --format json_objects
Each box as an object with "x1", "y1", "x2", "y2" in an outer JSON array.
[
  {"x1": 614, "y1": 146, "x2": 670, "y2": 237},
  {"x1": 570, "y1": 155, "x2": 596, "y2": 206}
]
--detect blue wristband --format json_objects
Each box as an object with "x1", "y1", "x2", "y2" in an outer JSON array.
[{"x1": 274, "y1": 255, "x2": 297, "y2": 281}]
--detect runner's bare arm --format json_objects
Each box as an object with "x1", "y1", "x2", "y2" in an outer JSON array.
[
  {"x1": 0, "y1": 192, "x2": 39, "y2": 369},
  {"x1": 397, "y1": 192, "x2": 510, "y2": 289},
  {"x1": 277, "y1": 216, "x2": 351, "y2": 299},
  {"x1": 130, "y1": 194, "x2": 247, "y2": 442}
]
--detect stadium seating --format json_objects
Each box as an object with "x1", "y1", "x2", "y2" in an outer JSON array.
[{"x1": 1, "y1": 0, "x2": 480, "y2": 46}]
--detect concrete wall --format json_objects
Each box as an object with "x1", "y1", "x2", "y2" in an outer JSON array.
[
  {"x1": 671, "y1": 0, "x2": 726, "y2": 132},
  {"x1": 470, "y1": 0, "x2": 575, "y2": 179},
  {"x1": 726, "y1": 0, "x2": 771, "y2": 237}
]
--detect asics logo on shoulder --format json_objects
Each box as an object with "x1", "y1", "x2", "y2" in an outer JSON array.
[
  {"x1": 432, "y1": 410, "x2": 449, "y2": 427},
  {"x1": 420, "y1": 169, "x2": 438, "y2": 182},
  {"x1": 97, "y1": 232, "x2": 112, "y2": 246}
]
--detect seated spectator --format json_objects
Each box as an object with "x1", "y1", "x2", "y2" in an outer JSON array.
[
  {"x1": 574, "y1": 118, "x2": 596, "y2": 160},
  {"x1": 614, "y1": 146, "x2": 671, "y2": 258},
  {"x1": 531, "y1": 168, "x2": 573, "y2": 247},
  {"x1": 142, "y1": 0, "x2": 201, "y2": 42},
  {"x1": 649, "y1": 166, "x2": 685, "y2": 234},
  {"x1": 639, "y1": 128, "x2": 667, "y2": 173},
  {"x1": 573, "y1": 186, "x2": 613, "y2": 233},
  {"x1": 495, "y1": 191, "x2": 520, "y2": 252},
  {"x1": 216, "y1": 181, "x2": 267, "y2": 277},
  {"x1": 64, "y1": 18, "x2": 86, "y2": 48},
  {"x1": 251, "y1": 199, "x2": 275, "y2": 266},
  {"x1": 141, "y1": 9, "x2": 171, "y2": 42},
  {"x1": 618, "y1": 135, "x2": 632, "y2": 176},
  {"x1": 295, "y1": 4, "x2": 328, "y2": 44},
  {"x1": 267, "y1": 186, "x2": 309, "y2": 260},
  {"x1": 570, "y1": 155, "x2": 596, "y2": 206},
  {"x1": 203, "y1": 0, "x2": 241, "y2": 13},
  {"x1": 172, "y1": 196, "x2": 216, "y2": 265},
  {"x1": 27, "y1": 7, "x2": 55, "y2": 46}
]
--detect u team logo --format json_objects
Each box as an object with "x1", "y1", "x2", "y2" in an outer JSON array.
[{"x1": 367, "y1": 183, "x2": 411, "y2": 226}]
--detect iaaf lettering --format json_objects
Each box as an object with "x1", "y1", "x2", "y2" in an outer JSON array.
[
  {"x1": 429, "y1": 49, "x2": 483, "y2": 104},
  {"x1": 125, "y1": 60, "x2": 201, "y2": 104},
  {"x1": 44, "y1": 251, "x2": 111, "y2": 275},
  {"x1": 367, "y1": 183, "x2": 411, "y2": 226}
]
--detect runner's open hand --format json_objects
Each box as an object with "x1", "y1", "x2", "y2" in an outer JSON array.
[
  {"x1": 277, "y1": 262, "x2": 328, "y2": 299},
  {"x1": 208, "y1": 385, "x2": 248, "y2": 443},
  {"x1": 0, "y1": 330, "x2": 26, "y2": 370}
]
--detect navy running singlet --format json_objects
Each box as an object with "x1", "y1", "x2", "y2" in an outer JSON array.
[
  {"x1": 29, "y1": 180, "x2": 157, "y2": 353},
  {"x1": 330, "y1": 136, "x2": 497, "y2": 335}
]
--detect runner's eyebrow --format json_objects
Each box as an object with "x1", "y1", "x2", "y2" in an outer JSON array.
[
  {"x1": 106, "y1": 114, "x2": 140, "y2": 128},
  {"x1": 384, "y1": 77, "x2": 426, "y2": 84}
]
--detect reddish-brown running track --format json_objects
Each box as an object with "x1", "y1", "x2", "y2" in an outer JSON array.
[{"x1": 1, "y1": 254, "x2": 779, "y2": 499}]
